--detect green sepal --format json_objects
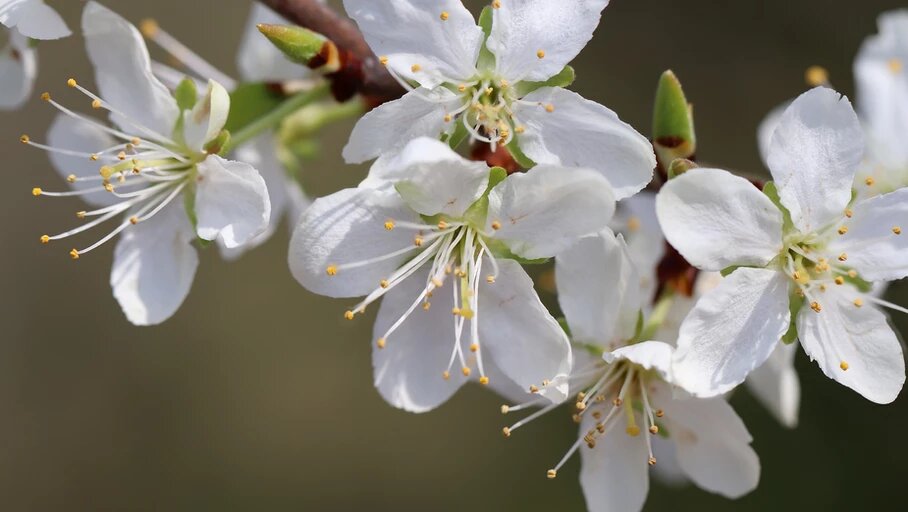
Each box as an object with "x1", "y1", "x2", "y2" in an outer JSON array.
[
  {"x1": 720, "y1": 265, "x2": 742, "y2": 278},
  {"x1": 633, "y1": 310, "x2": 645, "y2": 340},
  {"x1": 782, "y1": 290, "x2": 805, "y2": 345},
  {"x1": 667, "y1": 158, "x2": 697, "y2": 179},
  {"x1": 479, "y1": 6, "x2": 493, "y2": 36},
  {"x1": 558, "y1": 317, "x2": 572, "y2": 337},
  {"x1": 224, "y1": 83, "x2": 285, "y2": 134},
  {"x1": 515, "y1": 66, "x2": 576, "y2": 97},
  {"x1": 174, "y1": 78, "x2": 198, "y2": 111},
  {"x1": 506, "y1": 138, "x2": 536, "y2": 169},
  {"x1": 204, "y1": 129, "x2": 231, "y2": 155},
  {"x1": 762, "y1": 181, "x2": 794, "y2": 232},
  {"x1": 461, "y1": 166, "x2": 507, "y2": 227},
  {"x1": 182, "y1": 180, "x2": 210, "y2": 249},
  {"x1": 476, "y1": 7, "x2": 496, "y2": 71},
  {"x1": 485, "y1": 238, "x2": 550, "y2": 265},
  {"x1": 445, "y1": 121, "x2": 470, "y2": 150},
  {"x1": 652, "y1": 70, "x2": 696, "y2": 171},
  {"x1": 487, "y1": 166, "x2": 508, "y2": 190}
]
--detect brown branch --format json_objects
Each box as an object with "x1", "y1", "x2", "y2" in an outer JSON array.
[{"x1": 260, "y1": 0, "x2": 403, "y2": 103}]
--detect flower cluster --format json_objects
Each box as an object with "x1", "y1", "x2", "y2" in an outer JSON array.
[{"x1": 6, "y1": 1, "x2": 908, "y2": 511}]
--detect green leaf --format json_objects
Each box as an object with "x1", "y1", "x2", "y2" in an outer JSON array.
[
  {"x1": 174, "y1": 78, "x2": 198, "y2": 111},
  {"x1": 515, "y1": 66, "x2": 576, "y2": 96},
  {"x1": 782, "y1": 291, "x2": 804, "y2": 344},
  {"x1": 224, "y1": 83, "x2": 285, "y2": 134},
  {"x1": 762, "y1": 181, "x2": 794, "y2": 233},
  {"x1": 652, "y1": 70, "x2": 696, "y2": 171}
]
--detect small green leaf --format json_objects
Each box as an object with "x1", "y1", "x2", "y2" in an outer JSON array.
[
  {"x1": 174, "y1": 78, "x2": 198, "y2": 111},
  {"x1": 515, "y1": 66, "x2": 576, "y2": 96},
  {"x1": 224, "y1": 83, "x2": 284, "y2": 134}
]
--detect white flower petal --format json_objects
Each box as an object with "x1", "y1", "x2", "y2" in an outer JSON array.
[
  {"x1": 604, "y1": 341, "x2": 674, "y2": 382},
  {"x1": 194, "y1": 155, "x2": 271, "y2": 249},
  {"x1": 236, "y1": 3, "x2": 313, "y2": 82},
  {"x1": 672, "y1": 267, "x2": 791, "y2": 397},
  {"x1": 82, "y1": 1, "x2": 180, "y2": 136},
  {"x1": 613, "y1": 193, "x2": 665, "y2": 298},
  {"x1": 376, "y1": 137, "x2": 490, "y2": 218},
  {"x1": 219, "y1": 134, "x2": 291, "y2": 260},
  {"x1": 478, "y1": 259, "x2": 572, "y2": 402},
  {"x1": 656, "y1": 168, "x2": 784, "y2": 271},
  {"x1": 756, "y1": 100, "x2": 789, "y2": 170},
  {"x1": 372, "y1": 267, "x2": 466, "y2": 413},
  {"x1": 1, "y1": 0, "x2": 70, "y2": 39},
  {"x1": 288, "y1": 187, "x2": 422, "y2": 298},
  {"x1": 487, "y1": 165, "x2": 616, "y2": 260},
  {"x1": 46, "y1": 113, "x2": 118, "y2": 208},
  {"x1": 556, "y1": 230, "x2": 641, "y2": 346},
  {"x1": 579, "y1": 408, "x2": 650, "y2": 512},
  {"x1": 653, "y1": 383, "x2": 760, "y2": 499},
  {"x1": 797, "y1": 286, "x2": 905, "y2": 404},
  {"x1": 827, "y1": 188, "x2": 908, "y2": 281},
  {"x1": 488, "y1": 0, "x2": 610, "y2": 83},
  {"x1": 744, "y1": 341, "x2": 800, "y2": 428},
  {"x1": 182, "y1": 79, "x2": 230, "y2": 152},
  {"x1": 0, "y1": 30, "x2": 35, "y2": 109},
  {"x1": 767, "y1": 87, "x2": 864, "y2": 233},
  {"x1": 111, "y1": 200, "x2": 198, "y2": 326},
  {"x1": 514, "y1": 87, "x2": 655, "y2": 200},
  {"x1": 343, "y1": 88, "x2": 462, "y2": 163},
  {"x1": 343, "y1": 0, "x2": 482, "y2": 87},
  {"x1": 854, "y1": 10, "x2": 908, "y2": 172}
]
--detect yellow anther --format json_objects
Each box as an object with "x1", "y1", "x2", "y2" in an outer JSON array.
[
  {"x1": 575, "y1": 402, "x2": 587, "y2": 411},
  {"x1": 854, "y1": 298, "x2": 864, "y2": 308},
  {"x1": 848, "y1": 269, "x2": 858, "y2": 278},
  {"x1": 655, "y1": 409, "x2": 664, "y2": 418},
  {"x1": 626, "y1": 426, "x2": 640, "y2": 437},
  {"x1": 380, "y1": 279, "x2": 389, "y2": 289},
  {"x1": 792, "y1": 271, "x2": 801, "y2": 281},
  {"x1": 422, "y1": 302, "x2": 431, "y2": 311},
  {"x1": 485, "y1": 87, "x2": 494, "y2": 96},
  {"x1": 66, "y1": 174, "x2": 77, "y2": 183},
  {"x1": 326, "y1": 265, "x2": 338, "y2": 276},
  {"x1": 66, "y1": 78, "x2": 77, "y2": 88},
  {"x1": 649, "y1": 425, "x2": 659, "y2": 435},
  {"x1": 20, "y1": 134, "x2": 30, "y2": 144},
  {"x1": 515, "y1": 125, "x2": 526, "y2": 134},
  {"x1": 379, "y1": 55, "x2": 388, "y2": 66},
  {"x1": 99, "y1": 165, "x2": 115, "y2": 179},
  {"x1": 376, "y1": 338, "x2": 386, "y2": 349},
  {"x1": 838, "y1": 226, "x2": 848, "y2": 235},
  {"x1": 452, "y1": 307, "x2": 461, "y2": 316},
  {"x1": 840, "y1": 361, "x2": 850, "y2": 371},
  {"x1": 31, "y1": 187, "x2": 42, "y2": 196},
  {"x1": 893, "y1": 226, "x2": 902, "y2": 235},
  {"x1": 835, "y1": 276, "x2": 845, "y2": 285},
  {"x1": 613, "y1": 398, "x2": 623, "y2": 406},
  {"x1": 810, "y1": 301, "x2": 822, "y2": 313},
  {"x1": 537, "y1": 49, "x2": 546, "y2": 59},
  {"x1": 486, "y1": 275, "x2": 496, "y2": 284},
  {"x1": 461, "y1": 366, "x2": 471, "y2": 377},
  {"x1": 40, "y1": 235, "x2": 50, "y2": 244},
  {"x1": 443, "y1": 114, "x2": 452, "y2": 123},
  {"x1": 470, "y1": 343, "x2": 479, "y2": 353},
  {"x1": 544, "y1": 103, "x2": 555, "y2": 113},
  {"x1": 92, "y1": 99, "x2": 102, "y2": 109},
  {"x1": 546, "y1": 469, "x2": 557, "y2": 480},
  {"x1": 438, "y1": 220, "x2": 448, "y2": 229},
  {"x1": 838, "y1": 253, "x2": 848, "y2": 262},
  {"x1": 479, "y1": 376, "x2": 490, "y2": 385},
  {"x1": 40, "y1": 92, "x2": 50, "y2": 101},
  {"x1": 491, "y1": 220, "x2": 502, "y2": 230},
  {"x1": 865, "y1": 177, "x2": 875, "y2": 186},
  {"x1": 542, "y1": 379, "x2": 550, "y2": 387},
  {"x1": 131, "y1": 137, "x2": 141, "y2": 146},
  {"x1": 648, "y1": 457, "x2": 657, "y2": 466},
  {"x1": 805, "y1": 65, "x2": 829, "y2": 86},
  {"x1": 414, "y1": 236, "x2": 424, "y2": 247},
  {"x1": 139, "y1": 18, "x2": 159, "y2": 37},
  {"x1": 431, "y1": 277, "x2": 443, "y2": 288},
  {"x1": 76, "y1": 211, "x2": 86, "y2": 219},
  {"x1": 90, "y1": 154, "x2": 99, "y2": 161},
  {"x1": 129, "y1": 216, "x2": 141, "y2": 225},
  {"x1": 500, "y1": 79, "x2": 509, "y2": 88},
  {"x1": 440, "y1": 11, "x2": 449, "y2": 20},
  {"x1": 819, "y1": 284, "x2": 827, "y2": 292},
  {"x1": 627, "y1": 216, "x2": 642, "y2": 232},
  {"x1": 889, "y1": 58, "x2": 903, "y2": 74},
  {"x1": 411, "y1": 64, "x2": 422, "y2": 73},
  {"x1": 384, "y1": 219, "x2": 395, "y2": 231},
  {"x1": 492, "y1": 0, "x2": 501, "y2": 8},
  {"x1": 117, "y1": 151, "x2": 127, "y2": 160},
  {"x1": 502, "y1": 426, "x2": 511, "y2": 438},
  {"x1": 845, "y1": 208, "x2": 853, "y2": 218},
  {"x1": 344, "y1": 310, "x2": 355, "y2": 320},
  {"x1": 458, "y1": 84, "x2": 467, "y2": 92},
  {"x1": 500, "y1": 405, "x2": 510, "y2": 414},
  {"x1": 529, "y1": 384, "x2": 540, "y2": 393},
  {"x1": 104, "y1": 183, "x2": 114, "y2": 192},
  {"x1": 69, "y1": 248, "x2": 80, "y2": 260}
]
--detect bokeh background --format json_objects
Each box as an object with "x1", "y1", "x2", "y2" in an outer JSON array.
[{"x1": 2, "y1": 0, "x2": 907, "y2": 510}]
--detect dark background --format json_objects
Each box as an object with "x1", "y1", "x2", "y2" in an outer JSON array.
[{"x1": 2, "y1": 0, "x2": 906, "y2": 510}]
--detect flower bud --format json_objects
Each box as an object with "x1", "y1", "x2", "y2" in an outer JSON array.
[
  {"x1": 257, "y1": 24, "x2": 340, "y2": 73},
  {"x1": 652, "y1": 70, "x2": 696, "y2": 174}
]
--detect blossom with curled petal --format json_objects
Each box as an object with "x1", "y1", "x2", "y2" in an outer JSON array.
[
  {"x1": 499, "y1": 230, "x2": 759, "y2": 512},
  {"x1": 27, "y1": 2, "x2": 270, "y2": 325},
  {"x1": 341, "y1": 0, "x2": 655, "y2": 200},
  {"x1": 658, "y1": 87, "x2": 907, "y2": 404},
  {"x1": 289, "y1": 137, "x2": 617, "y2": 412},
  {"x1": 1, "y1": 0, "x2": 70, "y2": 109}
]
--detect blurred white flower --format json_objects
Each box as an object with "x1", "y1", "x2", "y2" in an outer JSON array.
[
  {"x1": 659, "y1": 87, "x2": 907, "y2": 404},
  {"x1": 501, "y1": 231, "x2": 759, "y2": 512},
  {"x1": 341, "y1": 0, "x2": 655, "y2": 199},
  {"x1": 289, "y1": 137, "x2": 617, "y2": 411},
  {"x1": 1, "y1": 0, "x2": 69, "y2": 109},
  {"x1": 28, "y1": 2, "x2": 270, "y2": 325},
  {"x1": 1, "y1": 0, "x2": 70, "y2": 40}
]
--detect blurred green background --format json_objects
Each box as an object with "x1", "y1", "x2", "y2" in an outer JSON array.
[{"x1": 2, "y1": 0, "x2": 907, "y2": 510}]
